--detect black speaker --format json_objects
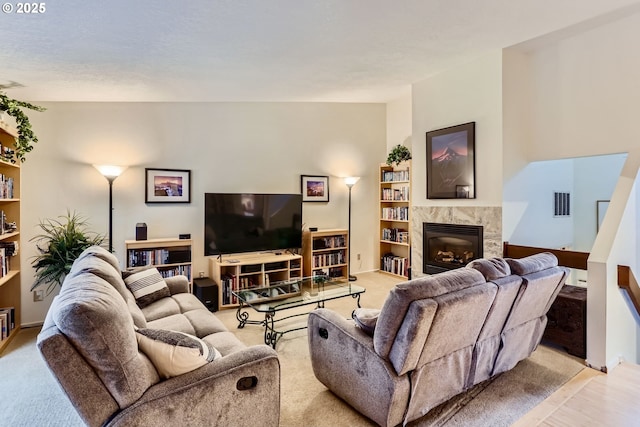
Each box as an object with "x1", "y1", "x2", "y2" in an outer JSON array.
[
  {"x1": 193, "y1": 278, "x2": 219, "y2": 312},
  {"x1": 135, "y1": 223, "x2": 147, "y2": 241}
]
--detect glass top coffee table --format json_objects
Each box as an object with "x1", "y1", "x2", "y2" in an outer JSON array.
[{"x1": 232, "y1": 276, "x2": 365, "y2": 348}]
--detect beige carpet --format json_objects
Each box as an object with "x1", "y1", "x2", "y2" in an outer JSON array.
[{"x1": 0, "y1": 272, "x2": 585, "y2": 427}]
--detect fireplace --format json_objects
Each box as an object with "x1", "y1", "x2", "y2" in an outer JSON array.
[{"x1": 423, "y1": 223, "x2": 483, "y2": 274}]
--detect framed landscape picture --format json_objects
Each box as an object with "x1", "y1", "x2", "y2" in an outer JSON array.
[
  {"x1": 426, "y1": 122, "x2": 476, "y2": 199},
  {"x1": 301, "y1": 175, "x2": 329, "y2": 202},
  {"x1": 145, "y1": 168, "x2": 191, "y2": 203}
]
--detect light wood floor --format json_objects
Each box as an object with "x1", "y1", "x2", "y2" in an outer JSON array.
[{"x1": 514, "y1": 362, "x2": 640, "y2": 426}]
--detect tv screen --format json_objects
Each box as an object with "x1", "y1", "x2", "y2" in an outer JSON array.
[{"x1": 204, "y1": 193, "x2": 303, "y2": 256}]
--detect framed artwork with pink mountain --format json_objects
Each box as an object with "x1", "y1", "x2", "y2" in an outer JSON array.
[{"x1": 426, "y1": 122, "x2": 475, "y2": 199}]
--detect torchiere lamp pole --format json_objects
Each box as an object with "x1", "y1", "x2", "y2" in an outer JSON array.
[
  {"x1": 94, "y1": 165, "x2": 126, "y2": 253},
  {"x1": 344, "y1": 176, "x2": 360, "y2": 282}
]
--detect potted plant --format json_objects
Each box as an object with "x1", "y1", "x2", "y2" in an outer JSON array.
[
  {"x1": 0, "y1": 90, "x2": 46, "y2": 163},
  {"x1": 386, "y1": 144, "x2": 411, "y2": 166},
  {"x1": 30, "y1": 211, "x2": 105, "y2": 295}
]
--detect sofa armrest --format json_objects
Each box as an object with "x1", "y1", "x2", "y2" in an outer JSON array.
[
  {"x1": 107, "y1": 345, "x2": 280, "y2": 427},
  {"x1": 307, "y1": 309, "x2": 410, "y2": 427},
  {"x1": 164, "y1": 275, "x2": 189, "y2": 295}
]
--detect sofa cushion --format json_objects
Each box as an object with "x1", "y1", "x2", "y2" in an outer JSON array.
[
  {"x1": 124, "y1": 268, "x2": 171, "y2": 308},
  {"x1": 75, "y1": 245, "x2": 121, "y2": 272},
  {"x1": 352, "y1": 308, "x2": 380, "y2": 336},
  {"x1": 68, "y1": 252, "x2": 147, "y2": 328},
  {"x1": 136, "y1": 328, "x2": 221, "y2": 379},
  {"x1": 53, "y1": 272, "x2": 159, "y2": 409},
  {"x1": 506, "y1": 252, "x2": 558, "y2": 275},
  {"x1": 141, "y1": 297, "x2": 182, "y2": 321},
  {"x1": 467, "y1": 257, "x2": 511, "y2": 280},
  {"x1": 374, "y1": 268, "x2": 486, "y2": 358}
]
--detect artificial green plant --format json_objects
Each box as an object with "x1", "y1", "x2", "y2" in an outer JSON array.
[
  {"x1": 30, "y1": 211, "x2": 105, "y2": 295},
  {"x1": 386, "y1": 144, "x2": 412, "y2": 166}
]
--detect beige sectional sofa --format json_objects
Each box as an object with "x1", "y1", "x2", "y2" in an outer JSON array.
[
  {"x1": 308, "y1": 253, "x2": 568, "y2": 427},
  {"x1": 37, "y1": 246, "x2": 280, "y2": 427}
]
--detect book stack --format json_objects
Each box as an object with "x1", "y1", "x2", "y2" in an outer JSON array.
[
  {"x1": 381, "y1": 206, "x2": 409, "y2": 221},
  {"x1": 0, "y1": 306, "x2": 15, "y2": 342},
  {"x1": 0, "y1": 241, "x2": 18, "y2": 278},
  {"x1": 381, "y1": 253, "x2": 408, "y2": 277},
  {"x1": 381, "y1": 170, "x2": 409, "y2": 182},
  {"x1": 0, "y1": 174, "x2": 14, "y2": 199}
]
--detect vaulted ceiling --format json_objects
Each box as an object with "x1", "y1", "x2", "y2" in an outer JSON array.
[{"x1": 2, "y1": 0, "x2": 638, "y2": 102}]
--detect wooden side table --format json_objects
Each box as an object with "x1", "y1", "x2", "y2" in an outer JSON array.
[{"x1": 543, "y1": 284, "x2": 587, "y2": 358}]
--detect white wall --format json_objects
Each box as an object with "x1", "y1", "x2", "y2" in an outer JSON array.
[
  {"x1": 503, "y1": 159, "x2": 574, "y2": 248},
  {"x1": 573, "y1": 154, "x2": 627, "y2": 252},
  {"x1": 21, "y1": 102, "x2": 386, "y2": 325},
  {"x1": 386, "y1": 94, "x2": 412, "y2": 152},
  {"x1": 504, "y1": 9, "x2": 640, "y2": 368},
  {"x1": 503, "y1": 154, "x2": 626, "y2": 252},
  {"x1": 412, "y1": 51, "x2": 504, "y2": 208},
  {"x1": 524, "y1": 12, "x2": 640, "y2": 160},
  {"x1": 588, "y1": 153, "x2": 640, "y2": 370}
]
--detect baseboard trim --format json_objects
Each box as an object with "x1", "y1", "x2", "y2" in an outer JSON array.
[{"x1": 21, "y1": 321, "x2": 44, "y2": 329}]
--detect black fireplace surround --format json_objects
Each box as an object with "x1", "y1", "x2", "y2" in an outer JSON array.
[{"x1": 423, "y1": 223, "x2": 483, "y2": 274}]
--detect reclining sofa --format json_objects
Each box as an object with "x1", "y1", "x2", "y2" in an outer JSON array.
[
  {"x1": 308, "y1": 252, "x2": 568, "y2": 426},
  {"x1": 37, "y1": 246, "x2": 280, "y2": 427}
]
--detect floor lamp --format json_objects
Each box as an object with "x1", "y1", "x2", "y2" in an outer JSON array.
[
  {"x1": 94, "y1": 165, "x2": 126, "y2": 253},
  {"x1": 344, "y1": 176, "x2": 360, "y2": 282}
]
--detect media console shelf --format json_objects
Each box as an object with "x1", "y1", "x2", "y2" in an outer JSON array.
[
  {"x1": 302, "y1": 229, "x2": 349, "y2": 280},
  {"x1": 210, "y1": 252, "x2": 303, "y2": 309},
  {"x1": 125, "y1": 238, "x2": 193, "y2": 291}
]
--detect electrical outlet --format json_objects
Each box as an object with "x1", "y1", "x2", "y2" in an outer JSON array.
[
  {"x1": 34, "y1": 290, "x2": 44, "y2": 302},
  {"x1": 357, "y1": 253, "x2": 361, "y2": 261},
  {"x1": 199, "y1": 271, "x2": 205, "y2": 278}
]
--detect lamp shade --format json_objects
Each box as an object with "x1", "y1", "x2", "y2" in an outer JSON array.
[
  {"x1": 344, "y1": 176, "x2": 360, "y2": 188},
  {"x1": 94, "y1": 165, "x2": 126, "y2": 180}
]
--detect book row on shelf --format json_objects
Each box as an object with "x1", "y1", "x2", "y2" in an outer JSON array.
[
  {"x1": 312, "y1": 251, "x2": 346, "y2": 268},
  {"x1": 381, "y1": 206, "x2": 409, "y2": 221},
  {"x1": 381, "y1": 187, "x2": 409, "y2": 201},
  {"x1": 381, "y1": 170, "x2": 409, "y2": 182},
  {"x1": 381, "y1": 253, "x2": 409, "y2": 277},
  {"x1": 127, "y1": 248, "x2": 190, "y2": 267},
  {"x1": 381, "y1": 228, "x2": 409, "y2": 244},
  {"x1": 0, "y1": 306, "x2": 15, "y2": 341},
  {"x1": 0, "y1": 175, "x2": 14, "y2": 199},
  {"x1": 156, "y1": 265, "x2": 192, "y2": 281},
  {"x1": 0, "y1": 210, "x2": 17, "y2": 235},
  {"x1": 312, "y1": 235, "x2": 346, "y2": 250},
  {"x1": 0, "y1": 242, "x2": 18, "y2": 278}
]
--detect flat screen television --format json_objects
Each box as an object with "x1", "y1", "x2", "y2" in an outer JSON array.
[{"x1": 204, "y1": 193, "x2": 303, "y2": 256}]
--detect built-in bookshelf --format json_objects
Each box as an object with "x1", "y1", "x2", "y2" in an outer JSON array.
[
  {"x1": 125, "y1": 238, "x2": 193, "y2": 291},
  {"x1": 302, "y1": 229, "x2": 349, "y2": 280},
  {"x1": 379, "y1": 161, "x2": 411, "y2": 278},
  {"x1": 210, "y1": 252, "x2": 302, "y2": 309},
  {"x1": 0, "y1": 122, "x2": 21, "y2": 354}
]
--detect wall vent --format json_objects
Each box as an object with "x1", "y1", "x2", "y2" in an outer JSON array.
[{"x1": 554, "y1": 192, "x2": 571, "y2": 217}]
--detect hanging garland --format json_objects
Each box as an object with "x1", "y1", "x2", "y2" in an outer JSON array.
[{"x1": 0, "y1": 90, "x2": 46, "y2": 163}]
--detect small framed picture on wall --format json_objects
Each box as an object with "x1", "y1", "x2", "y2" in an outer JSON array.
[
  {"x1": 301, "y1": 175, "x2": 329, "y2": 202},
  {"x1": 145, "y1": 168, "x2": 191, "y2": 203}
]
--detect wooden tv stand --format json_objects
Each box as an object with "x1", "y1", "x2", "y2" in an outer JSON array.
[{"x1": 209, "y1": 252, "x2": 303, "y2": 309}]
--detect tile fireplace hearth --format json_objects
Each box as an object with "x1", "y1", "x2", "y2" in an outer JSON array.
[{"x1": 423, "y1": 222, "x2": 483, "y2": 274}]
